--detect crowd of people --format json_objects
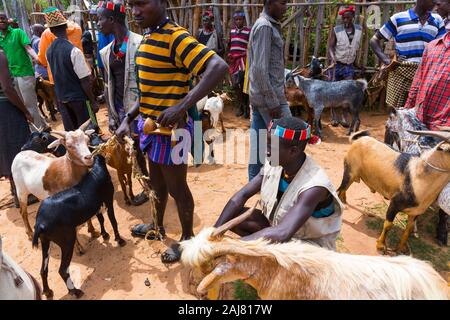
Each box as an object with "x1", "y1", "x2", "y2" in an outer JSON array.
[{"x1": 0, "y1": 0, "x2": 449, "y2": 267}]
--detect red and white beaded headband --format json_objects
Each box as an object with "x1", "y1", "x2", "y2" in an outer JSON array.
[{"x1": 97, "y1": 1, "x2": 126, "y2": 15}]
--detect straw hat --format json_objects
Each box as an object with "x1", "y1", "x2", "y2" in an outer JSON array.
[{"x1": 44, "y1": 7, "x2": 67, "y2": 28}]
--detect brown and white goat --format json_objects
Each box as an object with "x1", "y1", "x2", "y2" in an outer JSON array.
[
  {"x1": 11, "y1": 124, "x2": 96, "y2": 253},
  {"x1": 180, "y1": 208, "x2": 447, "y2": 300},
  {"x1": 338, "y1": 130, "x2": 450, "y2": 253}
]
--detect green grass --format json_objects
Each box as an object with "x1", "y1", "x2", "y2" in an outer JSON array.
[
  {"x1": 364, "y1": 204, "x2": 449, "y2": 273},
  {"x1": 233, "y1": 280, "x2": 259, "y2": 300}
]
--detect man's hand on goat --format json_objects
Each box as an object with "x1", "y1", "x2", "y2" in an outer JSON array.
[
  {"x1": 24, "y1": 111, "x2": 34, "y2": 123},
  {"x1": 382, "y1": 55, "x2": 391, "y2": 66},
  {"x1": 116, "y1": 118, "x2": 130, "y2": 143},
  {"x1": 91, "y1": 100, "x2": 100, "y2": 113},
  {"x1": 109, "y1": 120, "x2": 118, "y2": 133},
  {"x1": 157, "y1": 105, "x2": 185, "y2": 128}
]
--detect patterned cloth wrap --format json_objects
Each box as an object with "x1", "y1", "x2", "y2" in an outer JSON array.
[
  {"x1": 137, "y1": 116, "x2": 194, "y2": 166},
  {"x1": 386, "y1": 61, "x2": 419, "y2": 109},
  {"x1": 326, "y1": 62, "x2": 355, "y2": 81}
]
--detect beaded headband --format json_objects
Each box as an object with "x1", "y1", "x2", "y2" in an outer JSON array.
[
  {"x1": 98, "y1": 1, "x2": 126, "y2": 15},
  {"x1": 339, "y1": 6, "x2": 355, "y2": 16},
  {"x1": 268, "y1": 121, "x2": 311, "y2": 141},
  {"x1": 233, "y1": 12, "x2": 245, "y2": 18}
]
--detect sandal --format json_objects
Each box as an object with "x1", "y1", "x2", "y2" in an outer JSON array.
[
  {"x1": 131, "y1": 191, "x2": 149, "y2": 206},
  {"x1": 161, "y1": 243, "x2": 181, "y2": 264},
  {"x1": 131, "y1": 223, "x2": 165, "y2": 240}
]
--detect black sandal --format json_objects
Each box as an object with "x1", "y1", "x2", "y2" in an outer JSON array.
[
  {"x1": 131, "y1": 223, "x2": 165, "y2": 240},
  {"x1": 161, "y1": 243, "x2": 181, "y2": 264},
  {"x1": 131, "y1": 191, "x2": 149, "y2": 206}
]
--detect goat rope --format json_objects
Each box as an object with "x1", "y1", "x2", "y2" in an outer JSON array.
[
  {"x1": 122, "y1": 136, "x2": 162, "y2": 244},
  {"x1": 91, "y1": 136, "x2": 162, "y2": 245}
]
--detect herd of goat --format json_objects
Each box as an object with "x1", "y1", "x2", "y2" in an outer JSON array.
[{"x1": 1, "y1": 61, "x2": 448, "y2": 300}]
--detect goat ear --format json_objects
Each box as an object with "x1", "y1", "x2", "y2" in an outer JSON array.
[
  {"x1": 85, "y1": 129, "x2": 95, "y2": 137},
  {"x1": 47, "y1": 139, "x2": 62, "y2": 150}
]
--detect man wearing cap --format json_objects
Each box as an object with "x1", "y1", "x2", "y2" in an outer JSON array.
[
  {"x1": 370, "y1": 0, "x2": 446, "y2": 109},
  {"x1": 246, "y1": 0, "x2": 291, "y2": 182},
  {"x1": 214, "y1": 117, "x2": 343, "y2": 251},
  {"x1": 44, "y1": 8, "x2": 98, "y2": 131},
  {"x1": 227, "y1": 9, "x2": 251, "y2": 118},
  {"x1": 327, "y1": 5, "x2": 363, "y2": 127},
  {"x1": 97, "y1": 0, "x2": 149, "y2": 206},
  {"x1": 0, "y1": 11, "x2": 48, "y2": 129},
  {"x1": 328, "y1": 6, "x2": 362, "y2": 82},
  {"x1": 196, "y1": 10, "x2": 224, "y2": 56},
  {"x1": 38, "y1": 9, "x2": 83, "y2": 84}
]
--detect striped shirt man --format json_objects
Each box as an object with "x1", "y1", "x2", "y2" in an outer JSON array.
[
  {"x1": 228, "y1": 26, "x2": 251, "y2": 75},
  {"x1": 135, "y1": 19, "x2": 215, "y2": 165},
  {"x1": 377, "y1": 8, "x2": 445, "y2": 63},
  {"x1": 136, "y1": 20, "x2": 215, "y2": 121}
]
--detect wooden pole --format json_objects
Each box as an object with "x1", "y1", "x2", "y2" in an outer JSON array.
[
  {"x1": 223, "y1": 0, "x2": 228, "y2": 36},
  {"x1": 243, "y1": 0, "x2": 250, "y2": 26},
  {"x1": 298, "y1": 6, "x2": 305, "y2": 67},
  {"x1": 313, "y1": 2, "x2": 324, "y2": 57},
  {"x1": 193, "y1": 0, "x2": 201, "y2": 36}
]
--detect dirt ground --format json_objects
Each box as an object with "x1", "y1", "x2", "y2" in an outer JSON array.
[{"x1": 0, "y1": 104, "x2": 448, "y2": 300}]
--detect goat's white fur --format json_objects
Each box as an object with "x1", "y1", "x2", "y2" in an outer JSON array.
[{"x1": 181, "y1": 228, "x2": 448, "y2": 300}]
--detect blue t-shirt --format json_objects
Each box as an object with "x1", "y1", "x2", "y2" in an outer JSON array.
[
  {"x1": 31, "y1": 35, "x2": 49, "y2": 79},
  {"x1": 97, "y1": 32, "x2": 114, "y2": 69}
]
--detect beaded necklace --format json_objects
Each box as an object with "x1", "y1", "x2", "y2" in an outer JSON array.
[{"x1": 112, "y1": 31, "x2": 129, "y2": 61}]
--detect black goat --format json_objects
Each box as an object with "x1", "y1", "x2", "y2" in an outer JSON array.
[
  {"x1": 21, "y1": 128, "x2": 66, "y2": 157},
  {"x1": 21, "y1": 124, "x2": 105, "y2": 157},
  {"x1": 32, "y1": 155, "x2": 125, "y2": 299}
]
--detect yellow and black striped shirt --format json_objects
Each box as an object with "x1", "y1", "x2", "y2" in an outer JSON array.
[{"x1": 136, "y1": 21, "x2": 215, "y2": 118}]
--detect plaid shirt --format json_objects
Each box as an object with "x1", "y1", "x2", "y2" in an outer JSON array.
[{"x1": 405, "y1": 32, "x2": 450, "y2": 130}]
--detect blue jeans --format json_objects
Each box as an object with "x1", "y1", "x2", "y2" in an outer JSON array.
[{"x1": 248, "y1": 103, "x2": 292, "y2": 181}]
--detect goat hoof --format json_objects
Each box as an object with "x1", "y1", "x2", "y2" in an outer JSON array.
[
  {"x1": 69, "y1": 288, "x2": 84, "y2": 298},
  {"x1": 43, "y1": 289, "x2": 54, "y2": 299},
  {"x1": 395, "y1": 246, "x2": 409, "y2": 255},
  {"x1": 102, "y1": 232, "x2": 110, "y2": 241},
  {"x1": 376, "y1": 242, "x2": 387, "y2": 254},
  {"x1": 117, "y1": 238, "x2": 126, "y2": 247}
]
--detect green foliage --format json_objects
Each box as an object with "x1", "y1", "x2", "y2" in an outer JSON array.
[
  {"x1": 364, "y1": 204, "x2": 449, "y2": 273},
  {"x1": 233, "y1": 280, "x2": 259, "y2": 300}
]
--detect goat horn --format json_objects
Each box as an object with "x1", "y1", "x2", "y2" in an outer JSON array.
[
  {"x1": 51, "y1": 130, "x2": 68, "y2": 138},
  {"x1": 30, "y1": 122, "x2": 42, "y2": 132},
  {"x1": 79, "y1": 119, "x2": 91, "y2": 131},
  {"x1": 407, "y1": 130, "x2": 450, "y2": 142},
  {"x1": 210, "y1": 201, "x2": 260, "y2": 238}
]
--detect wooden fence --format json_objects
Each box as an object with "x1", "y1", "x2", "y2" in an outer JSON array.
[
  {"x1": 28, "y1": 1, "x2": 417, "y2": 71},
  {"x1": 165, "y1": 1, "x2": 416, "y2": 70}
]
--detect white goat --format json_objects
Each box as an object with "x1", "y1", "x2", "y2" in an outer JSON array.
[
  {"x1": 181, "y1": 211, "x2": 448, "y2": 300},
  {"x1": 197, "y1": 93, "x2": 231, "y2": 164},
  {"x1": 11, "y1": 124, "x2": 96, "y2": 253}
]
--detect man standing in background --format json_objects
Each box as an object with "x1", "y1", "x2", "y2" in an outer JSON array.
[
  {"x1": 370, "y1": 0, "x2": 445, "y2": 109},
  {"x1": 245, "y1": 0, "x2": 291, "y2": 181},
  {"x1": 44, "y1": 8, "x2": 98, "y2": 131},
  {"x1": 227, "y1": 9, "x2": 251, "y2": 118},
  {"x1": 0, "y1": 12, "x2": 47, "y2": 129}
]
